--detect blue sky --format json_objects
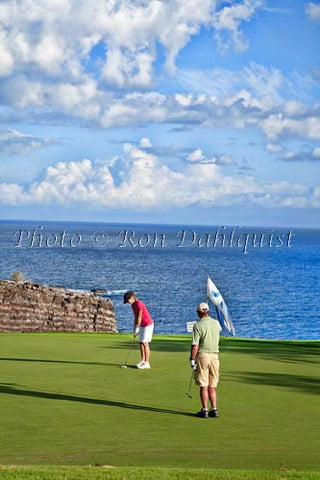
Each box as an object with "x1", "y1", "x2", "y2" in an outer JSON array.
[{"x1": 0, "y1": 0, "x2": 319, "y2": 227}]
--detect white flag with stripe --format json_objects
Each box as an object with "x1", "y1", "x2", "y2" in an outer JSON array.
[{"x1": 207, "y1": 276, "x2": 235, "y2": 335}]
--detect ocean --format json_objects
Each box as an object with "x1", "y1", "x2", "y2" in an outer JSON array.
[{"x1": 0, "y1": 220, "x2": 319, "y2": 340}]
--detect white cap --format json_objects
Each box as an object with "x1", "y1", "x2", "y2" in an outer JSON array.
[{"x1": 197, "y1": 302, "x2": 209, "y2": 313}]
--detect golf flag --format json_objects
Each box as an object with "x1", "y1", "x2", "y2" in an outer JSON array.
[{"x1": 207, "y1": 276, "x2": 235, "y2": 335}]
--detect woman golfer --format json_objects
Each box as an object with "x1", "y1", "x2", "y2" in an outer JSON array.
[{"x1": 123, "y1": 291, "x2": 154, "y2": 369}]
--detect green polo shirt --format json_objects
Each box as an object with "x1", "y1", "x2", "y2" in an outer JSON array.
[{"x1": 192, "y1": 316, "x2": 222, "y2": 353}]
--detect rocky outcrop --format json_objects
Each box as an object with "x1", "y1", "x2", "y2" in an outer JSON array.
[{"x1": 0, "y1": 280, "x2": 117, "y2": 333}]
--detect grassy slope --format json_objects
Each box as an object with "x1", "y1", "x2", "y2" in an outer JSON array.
[{"x1": 0, "y1": 334, "x2": 319, "y2": 475}]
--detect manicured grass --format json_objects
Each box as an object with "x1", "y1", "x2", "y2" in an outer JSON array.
[
  {"x1": 0, "y1": 334, "x2": 319, "y2": 475},
  {"x1": 0, "y1": 465, "x2": 319, "y2": 480}
]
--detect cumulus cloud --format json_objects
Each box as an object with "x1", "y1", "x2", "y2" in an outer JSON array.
[
  {"x1": 1, "y1": 63, "x2": 319, "y2": 152},
  {"x1": 187, "y1": 149, "x2": 207, "y2": 163},
  {"x1": 260, "y1": 114, "x2": 320, "y2": 141},
  {"x1": 0, "y1": 128, "x2": 54, "y2": 155},
  {"x1": 187, "y1": 149, "x2": 234, "y2": 165},
  {"x1": 0, "y1": 140, "x2": 317, "y2": 209},
  {"x1": 0, "y1": 70, "x2": 288, "y2": 124},
  {"x1": 0, "y1": 0, "x2": 222, "y2": 88},
  {"x1": 102, "y1": 47, "x2": 154, "y2": 88},
  {"x1": 0, "y1": 0, "x2": 269, "y2": 96},
  {"x1": 0, "y1": 0, "x2": 319, "y2": 172},
  {"x1": 140, "y1": 137, "x2": 152, "y2": 148}
]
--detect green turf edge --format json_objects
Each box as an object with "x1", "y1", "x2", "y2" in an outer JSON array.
[{"x1": 0, "y1": 466, "x2": 319, "y2": 480}]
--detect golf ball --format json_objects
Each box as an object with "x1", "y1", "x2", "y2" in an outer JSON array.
[{"x1": 121, "y1": 365, "x2": 127, "y2": 369}]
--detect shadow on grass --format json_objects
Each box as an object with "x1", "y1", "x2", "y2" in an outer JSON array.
[
  {"x1": 103, "y1": 337, "x2": 190, "y2": 353},
  {"x1": 221, "y1": 338, "x2": 320, "y2": 365},
  {"x1": 225, "y1": 371, "x2": 319, "y2": 396},
  {"x1": 0, "y1": 383, "x2": 195, "y2": 418},
  {"x1": 0, "y1": 358, "x2": 125, "y2": 368},
  {"x1": 108, "y1": 338, "x2": 320, "y2": 361}
]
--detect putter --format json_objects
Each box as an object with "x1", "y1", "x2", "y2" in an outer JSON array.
[
  {"x1": 121, "y1": 337, "x2": 136, "y2": 368},
  {"x1": 185, "y1": 370, "x2": 194, "y2": 398}
]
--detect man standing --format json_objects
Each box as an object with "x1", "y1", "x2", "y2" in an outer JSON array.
[
  {"x1": 123, "y1": 291, "x2": 154, "y2": 369},
  {"x1": 190, "y1": 302, "x2": 222, "y2": 418}
]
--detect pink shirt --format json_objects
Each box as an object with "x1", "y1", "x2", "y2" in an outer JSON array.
[{"x1": 132, "y1": 299, "x2": 154, "y2": 327}]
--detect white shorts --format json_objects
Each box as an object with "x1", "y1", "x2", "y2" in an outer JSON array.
[{"x1": 139, "y1": 324, "x2": 154, "y2": 343}]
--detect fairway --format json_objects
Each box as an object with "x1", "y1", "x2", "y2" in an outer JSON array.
[{"x1": 0, "y1": 333, "x2": 319, "y2": 476}]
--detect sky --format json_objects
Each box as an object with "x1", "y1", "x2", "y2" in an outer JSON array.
[{"x1": 0, "y1": 0, "x2": 319, "y2": 227}]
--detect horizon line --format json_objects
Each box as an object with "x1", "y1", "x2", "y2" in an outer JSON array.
[{"x1": 1, "y1": 217, "x2": 319, "y2": 231}]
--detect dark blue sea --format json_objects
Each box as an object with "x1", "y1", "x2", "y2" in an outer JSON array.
[{"x1": 0, "y1": 220, "x2": 319, "y2": 340}]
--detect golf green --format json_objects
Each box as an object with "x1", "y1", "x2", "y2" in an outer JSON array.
[{"x1": 0, "y1": 333, "x2": 319, "y2": 473}]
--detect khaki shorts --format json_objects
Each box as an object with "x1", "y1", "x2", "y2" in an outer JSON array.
[{"x1": 195, "y1": 353, "x2": 219, "y2": 388}]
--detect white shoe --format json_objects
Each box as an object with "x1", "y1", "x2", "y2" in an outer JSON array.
[
  {"x1": 136, "y1": 361, "x2": 151, "y2": 369},
  {"x1": 142, "y1": 362, "x2": 151, "y2": 369},
  {"x1": 136, "y1": 360, "x2": 145, "y2": 368}
]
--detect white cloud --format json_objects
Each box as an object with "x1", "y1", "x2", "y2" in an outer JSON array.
[
  {"x1": 1, "y1": 63, "x2": 319, "y2": 153},
  {"x1": 260, "y1": 114, "x2": 320, "y2": 141},
  {"x1": 213, "y1": 0, "x2": 263, "y2": 53},
  {"x1": 265, "y1": 142, "x2": 320, "y2": 162},
  {"x1": 265, "y1": 143, "x2": 283, "y2": 154},
  {"x1": 305, "y1": 2, "x2": 320, "y2": 21},
  {"x1": 0, "y1": 1, "x2": 317, "y2": 153},
  {"x1": 0, "y1": 140, "x2": 317, "y2": 209},
  {"x1": 102, "y1": 47, "x2": 154, "y2": 88},
  {"x1": 0, "y1": 31, "x2": 14, "y2": 77},
  {"x1": 187, "y1": 149, "x2": 206, "y2": 163},
  {"x1": 283, "y1": 101, "x2": 308, "y2": 116},
  {"x1": 0, "y1": 0, "x2": 222, "y2": 87},
  {"x1": 0, "y1": 128, "x2": 53, "y2": 155},
  {"x1": 1, "y1": 69, "x2": 319, "y2": 152},
  {"x1": 187, "y1": 149, "x2": 234, "y2": 166},
  {"x1": 0, "y1": 183, "x2": 26, "y2": 204},
  {"x1": 0, "y1": 0, "x2": 269, "y2": 93},
  {"x1": 140, "y1": 137, "x2": 152, "y2": 148},
  {"x1": 177, "y1": 63, "x2": 294, "y2": 103},
  {"x1": 0, "y1": 74, "x2": 262, "y2": 126}
]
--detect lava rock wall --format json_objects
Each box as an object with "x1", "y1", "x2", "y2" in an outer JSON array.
[{"x1": 0, "y1": 280, "x2": 117, "y2": 333}]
